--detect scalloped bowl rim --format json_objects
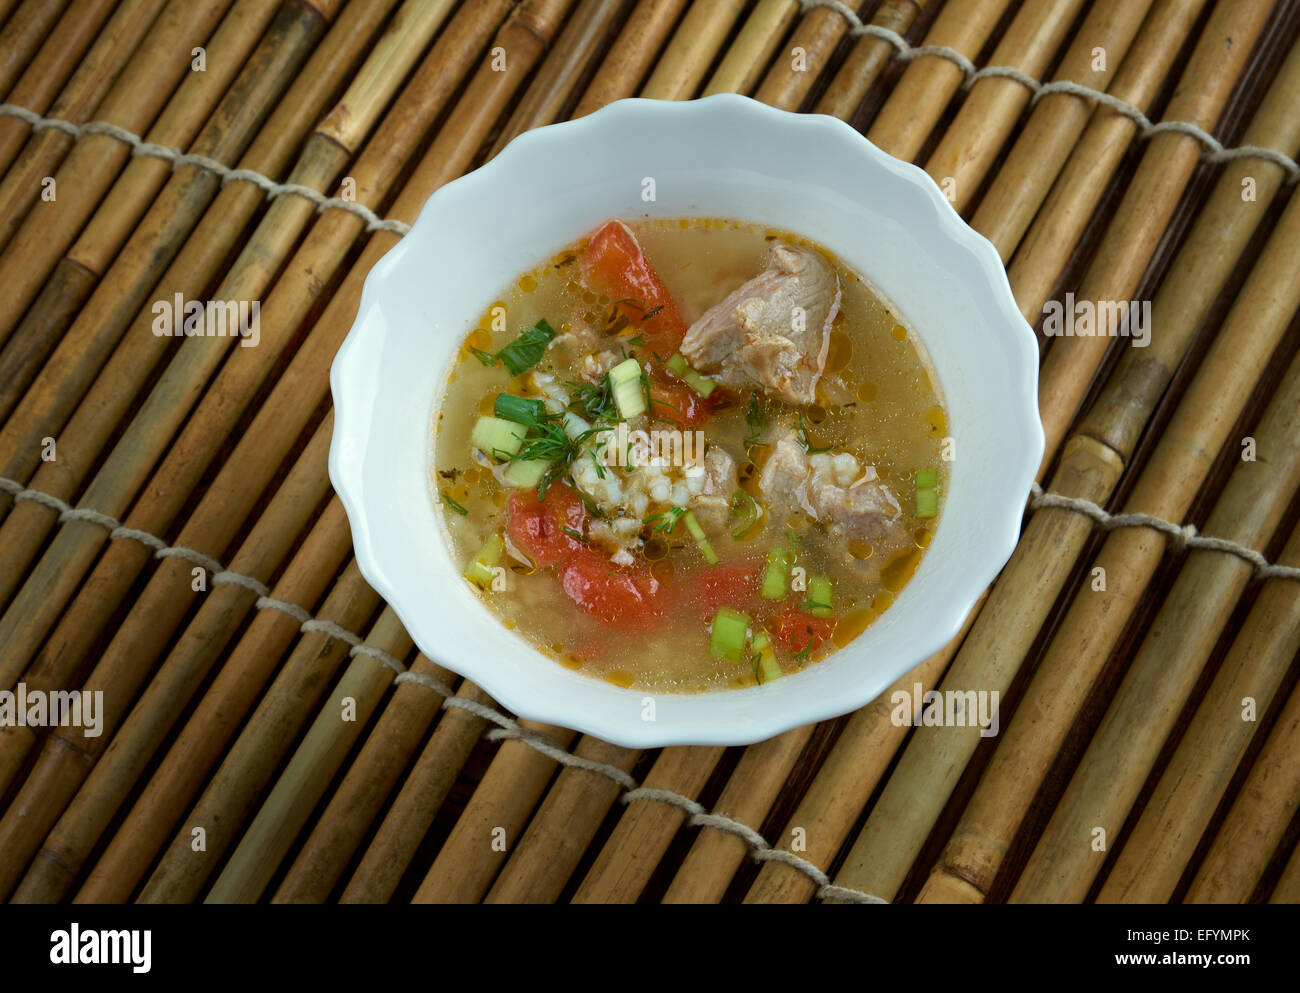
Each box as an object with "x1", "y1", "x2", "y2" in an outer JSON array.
[{"x1": 329, "y1": 94, "x2": 1044, "y2": 747}]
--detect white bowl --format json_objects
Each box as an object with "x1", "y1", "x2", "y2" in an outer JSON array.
[{"x1": 329, "y1": 94, "x2": 1043, "y2": 747}]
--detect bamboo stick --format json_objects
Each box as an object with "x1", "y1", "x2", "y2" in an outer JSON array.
[
  {"x1": 488, "y1": 0, "x2": 624, "y2": 155},
  {"x1": 0, "y1": 0, "x2": 340, "y2": 431},
  {"x1": 923, "y1": 0, "x2": 1090, "y2": 214},
  {"x1": 969, "y1": 0, "x2": 1155, "y2": 259},
  {"x1": 205, "y1": 608, "x2": 416, "y2": 903},
  {"x1": 0, "y1": 0, "x2": 426, "y2": 545},
  {"x1": 0, "y1": 0, "x2": 71, "y2": 100},
  {"x1": 1270, "y1": 844, "x2": 1300, "y2": 904},
  {"x1": 410, "y1": 723, "x2": 579, "y2": 903},
  {"x1": 912, "y1": 188, "x2": 1300, "y2": 905},
  {"x1": 1184, "y1": 680, "x2": 1300, "y2": 903},
  {"x1": 1004, "y1": 0, "x2": 1209, "y2": 318},
  {"x1": 126, "y1": 0, "x2": 573, "y2": 904},
  {"x1": 0, "y1": 0, "x2": 118, "y2": 178},
  {"x1": 0, "y1": 0, "x2": 238, "y2": 349},
  {"x1": 339, "y1": 680, "x2": 495, "y2": 903},
  {"x1": 0, "y1": 0, "x2": 481, "y2": 684},
  {"x1": 744, "y1": 621, "x2": 969, "y2": 903},
  {"x1": 866, "y1": 0, "x2": 1012, "y2": 161},
  {"x1": 752, "y1": 0, "x2": 862, "y2": 110},
  {"x1": 832, "y1": 46, "x2": 1300, "y2": 903},
  {"x1": 703, "y1": 0, "x2": 799, "y2": 97},
  {"x1": 660, "y1": 727, "x2": 811, "y2": 903},
  {"x1": 1096, "y1": 523, "x2": 1300, "y2": 903},
  {"x1": 0, "y1": 0, "x2": 169, "y2": 251},
  {"x1": 572, "y1": 745, "x2": 726, "y2": 902},
  {"x1": 483, "y1": 737, "x2": 641, "y2": 903},
  {"x1": 273, "y1": 655, "x2": 463, "y2": 903},
  {"x1": 571, "y1": 0, "x2": 687, "y2": 116},
  {"x1": 6, "y1": 420, "x2": 338, "y2": 901},
  {"x1": 639, "y1": 0, "x2": 746, "y2": 100},
  {"x1": 0, "y1": 0, "x2": 509, "y2": 892},
  {"x1": 1011, "y1": 348, "x2": 1300, "y2": 903},
  {"x1": 73, "y1": 512, "x2": 358, "y2": 904},
  {"x1": 1034, "y1": 0, "x2": 1274, "y2": 469},
  {"x1": 814, "y1": 0, "x2": 927, "y2": 119},
  {"x1": 131, "y1": 559, "x2": 382, "y2": 904}
]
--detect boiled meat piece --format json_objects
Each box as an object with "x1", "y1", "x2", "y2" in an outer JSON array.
[
  {"x1": 681, "y1": 242, "x2": 839, "y2": 404},
  {"x1": 758, "y1": 432, "x2": 903, "y2": 544}
]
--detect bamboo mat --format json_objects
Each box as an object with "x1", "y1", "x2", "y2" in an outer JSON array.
[{"x1": 0, "y1": 0, "x2": 1297, "y2": 905}]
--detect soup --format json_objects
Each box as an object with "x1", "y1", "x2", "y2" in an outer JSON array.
[{"x1": 433, "y1": 218, "x2": 947, "y2": 692}]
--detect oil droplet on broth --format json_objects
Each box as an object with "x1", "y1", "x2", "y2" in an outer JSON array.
[
  {"x1": 890, "y1": 324, "x2": 908, "y2": 341},
  {"x1": 881, "y1": 548, "x2": 922, "y2": 593},
  {"x1": 832, "y1": 608, "x2": 875, "y2": 648},
  {"x1": 923, "y1": 404, "x2": 946, "y2": 437},
  {"x1": 604, "y1": 669, "x2": 635, "y2": 688},
  {"x1": 518, "y1": 273, "x2": 538, "y2": 293},
  {"x1": 848, "y1": 539, "x2": 874, "y2": 560},
  {"x1": 466, "y1": 328, "x2": 492, "y2": 353},
  {"x1": 857, "y1": 381, "x2": 878, "y2": 403},
  {"x1": 914, "y1": 527, "x2": 933, "y2": 548}
]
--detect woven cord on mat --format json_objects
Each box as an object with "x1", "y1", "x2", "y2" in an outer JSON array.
[
  {"x1": 3, "y1": 470, "x2": 1297, "y2": 907},
  {"x1": 0, "y1": 0, "x2": 1297, "y2": 906}
]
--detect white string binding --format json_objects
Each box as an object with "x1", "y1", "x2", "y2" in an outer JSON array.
[
  {"x1": 5, "y1": 473, "x2": 1297, "y2": 904},
  {"x1": 797, "y1": 0, "x2": 1300, "y2": 182},
  {"x1": 0, "y1": 103, "x2": 412, "y2": 235}
]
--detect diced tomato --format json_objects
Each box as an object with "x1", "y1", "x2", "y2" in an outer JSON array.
[
  {"x1": 647, "y1": 374, "x2": 717, "y2": 427},
  {"x1": 505, "y1": 484, "x2": 587, "y2": 566},
  {"x1": 560, "y1": 547, "x2": 668, "y2": 631},
  {"x1": 767, "y1": 602, "x2": 836, "y2": 656},
  {"x1": 694, "y1": 560, "x2": 764, "y2": 623},
  {"x1": 583, "y1": 220, "x2": 688, "y2": 349}
]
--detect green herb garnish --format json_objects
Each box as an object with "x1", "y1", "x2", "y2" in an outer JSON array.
[
  {"x1": 440, "y1": 492, "x2": 469, "y2": 515},
  {"x1": 644, "y1": 506, "x2": 687, "y2": 533},
  {"x1": 495, "y1": 319, "x2": 557, "y2": 376}
]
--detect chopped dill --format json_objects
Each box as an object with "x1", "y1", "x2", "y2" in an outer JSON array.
[
  {"x1": 469, "y1": 346, "x2": 497, "y2": 367},
  {"x1": 440, "y1": 492, "x2": 469, "y2": 515},
  {"x1": 797, "y1": 411, "x2": 832, "y2": 453},
  {"x1": 644, "y1": 506, "x2": 687, "y2": 533},
  {"x1": 560, "y1": 525, "x2": 588, "y2": 544}
]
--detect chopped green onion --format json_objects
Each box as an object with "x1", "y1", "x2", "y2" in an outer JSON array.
[
  {"x1": 503, "y1": 458, "x2": 553, "y2": 488},
  {"x1": 761, "y1": 547, "x2": 791, "y2": 600},
  {"x1": 751, "y1": 630, "x2": 782, "y2": 684},
  {"x1": 807, "y1": 574, "x2": 833, "y2": 618},
  {"x1": 916, "y1": 488, "x2": 938, "y2": 518},
  {"x1": 464, "y1": 534, "x2": 503, "y2": 589},
  {"x1": 916, "y1": 468, "x2": 938, "y2": 489},
  {"x1": 728, "y1": 490, "x2": 760, "y2": 539},
  {"x1": 682, "y1": 509, "x2": 719, "y2": 565},
  {"x1": 471, "y1": 415, "x2": 525, "y2": 459},
  {"x1": 493, "y1": 393, "x2": 547, "y2": 427},
  {"x1": 495, "y1": 319, "x2": 557, "y2": 375},
  {"x1": 609, "y1": 357, "x2": 646, "y2": 419},
  {"x1": 665, "y1": 353, "x2": 717, "y2": 397},
  {"x1": 709, "y1": 607, "x2": 750, "y2": 664}
]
